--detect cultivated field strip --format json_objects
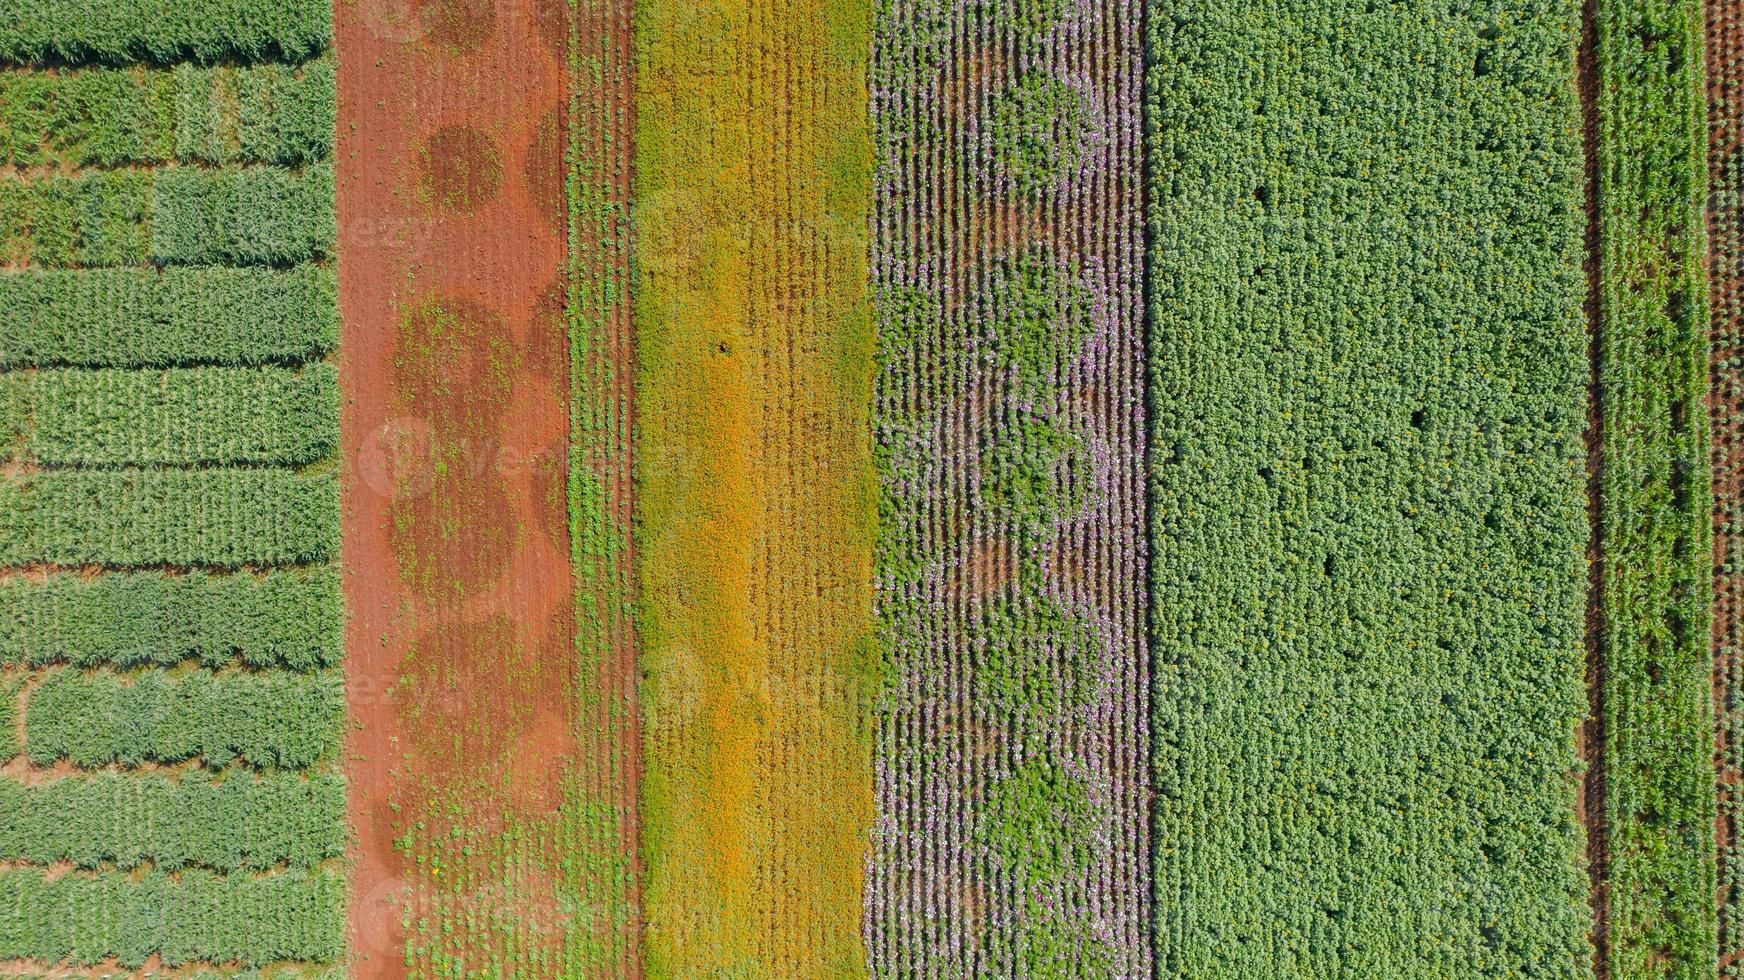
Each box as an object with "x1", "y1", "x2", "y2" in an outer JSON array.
[
  {"x1": 0, "y1": 55, "x2": 334, "y2": 169},
  {"x1": 0, "y1": 569, "x2": 340, "y2": 670},
  {"x1": 567, "y1": 0, "x2": 641, "y2": 973},
  {"x1": 865, "y1": 0, "x2": 1151, "y2": 974},
  {"x1": 0, "y1": 266, "x2": 337, "y2": 370},
  {"x1": 0, "y1": 2, "x2": 341, "y2": 970},
  {"x1": 1593, "y1": 0, "x2": 1717, "y2": 971},
  {"x1": 0, "y1": 772, "x2": 344, "y2": 871},
  {"x1": 1711, "y1": 0, "x2": 1744, "y2": 964},
  {"x1": 635, "y1": 0, "x2": 876, "y2": 972},
  {"x1": 0, "y1": 164, "x2": 335, "y2": 269},
  {"x1": 1147, "y1": 1, "x2": 1591, "y2": 975}
]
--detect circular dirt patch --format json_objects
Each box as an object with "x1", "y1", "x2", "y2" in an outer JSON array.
[
  {"x1": 387, "y1": 455, "x2": 521, "y2": 606},
  {"x1": 393, "y1": 295, "x2": 519, "y2": 437},
  {"x1": 418, "y1": 124, "x2": 503, "y2": 212},
  {"x1": 416, "y1": 0, "x2": 496, "y2": 54}
]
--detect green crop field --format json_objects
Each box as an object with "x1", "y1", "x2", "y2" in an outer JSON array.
[
  {"x1": 1147, "y1": 1, "x2": 1594, "y2": 974},
  {"x1": 0, "y1": 0, "x2": 342, "y2": 972},
  {"x1": 0, "y1": 0, "x2": 1739, "y2": 975}
]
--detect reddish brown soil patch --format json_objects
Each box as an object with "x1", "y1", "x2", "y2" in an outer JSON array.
[
  {"x1": 392, "y1": 295, "x2": 518, "y2": 436},
  {"x1": 416, "y1": 0, "x2": 496, "y2": 54},
  {"x1": 417, "y1": 125, "x2": 503, "y2": 212},
  {"x1": 336, "y1": 0, "x2": 600, "y2": 975},
  {"x1": 526, "y1": 107, "x2": 567, "y2": 233},
  {"x1": 526, "y1": 279, "x2": 567, "y2": 382},
  {"x1": 386, "y1": 462, "x2": 520, "y2": 604}
]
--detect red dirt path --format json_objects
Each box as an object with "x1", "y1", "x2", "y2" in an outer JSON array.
[{"x1": 337, "y1": 0, "x2": 580, "y2": 973}]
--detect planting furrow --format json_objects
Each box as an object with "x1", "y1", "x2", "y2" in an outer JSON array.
[
  {"x1": 0, "y1": 868, "x2": 344, "y2": 969},
  {"x1": 335, "y1": 0, "x2": 589, "y2": 972},
  {"x1": 1710, "y1": 0, "x2": 1744, "y2": 965},
  {"x1": 1147, "y1": 1, "x2": 1592, "y2": 974},
  {"x1": 866, "y1": 0, "x2": 1151, "y2": 973},
  {"x1": 0, "y1": 55, "x2": 333, "y2": 169},
  {"x1": 0, "y1": 365, "x2": 337, "y2": 467},
  {"x1": 0, "y1": 468, "x2": 337, "y2": 568},
  {"x1": 0, "y1": 0, "x2": 331, "y2": 65},
  {"x1": 22, "y1": 667, "x2": 342, "y2": 771},
  {"x1": 563, "y1": 0, "x2": 641, "y2": 972},
  {"x1": 0, "y1": 164, "x2": 335, "y2": 269}
]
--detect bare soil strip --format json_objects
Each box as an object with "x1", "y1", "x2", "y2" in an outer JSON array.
[{"x1": 336, "y1": 0, "x2": 625, "y2": 973}]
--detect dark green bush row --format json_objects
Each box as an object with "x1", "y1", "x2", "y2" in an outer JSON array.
[
  {"x1": 0, "y1": 363, "x2": 338, "y2": 466},
  {"x1": 0, "y1": 468, "x2": 337, "y2": 568},
  {"x1": 0, "y1": 568, "x2": 340, "y2": 669},
  {"x1": 0, "y1": 55, "x2": 334, "y2": 167},
  {"x1": 25, "y1": 668, "x2": 342, "y2": 769},
  {"x1": 1147, "y1": 0, "x2": 1593, "y2": 974},
  {"x1": 0, "y1": 265, "x2": 336, "y2": 369},
  {"x1": 0, "y1": 164, "x2": 335, "y2": 267},
  {"x1": 0, "y1": 867, "x2": 343, "y2": 967},
  {"x1": 0, "y1": 772, "x2": 343, "y2": 871},
  {"x1": 1594, "y1": 0, "x2": 1717, "y2": 971},
  {"x1": 0, "y1": 0, "x2": 331, "y2": 66}
]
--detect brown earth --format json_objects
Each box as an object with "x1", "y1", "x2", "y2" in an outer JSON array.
[
  {"x1": 336, "y1": 0, "x2": 587, "y2": 974},
  {"x1": 1710, "y1": 0, "x2": 1744, "y2": 970},
  {"x1": 1577, "y1": 0, "x2": 1609, "y2": 972}
]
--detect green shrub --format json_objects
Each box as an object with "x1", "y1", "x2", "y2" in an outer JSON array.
[
  {"x1": 0, "y1": 364, "x2": 337, "y2": 466},
  {"x1": 0, "y1": 569, "x2": 340, "y2": 669},
  {"x1": 25, "y1": 668, "x2": 342, "y2": 769},
  {"x1": 0, "y1": 468, "x2": 338, "y2": 568},
  {"x1": 0, "y1": 772, "x2": 344, "y2": 871},
  {"x1": 0, "y1": 0, "x2": 331, "y2": 65},
  {"x1": 0, "y1": 266, "x2": 336, "y2": 369},
  {"x1": 0, "y1": 867, "x2": 344, "y2": 968}
]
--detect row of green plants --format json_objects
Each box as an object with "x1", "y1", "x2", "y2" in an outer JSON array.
[
  {"x1": 0, "y1": 771, "x2": 344, "y2": 871},
  {"x1": 0, "y1": 867, "x2": 344, "y2": 968},
  {"x1": 1593, "y1": 0, "x2": 1717, "y2": 972},
  {"x1": 24, "y1": 667, "x2": 342, "y2": 770},
  {"x1": 0, "y1": 265, "x2": 336, "y2": 369},
  {"x1": 0, "y1": 54, "x2": 333, "y2": 168},
  {"x1": 0, "y1": 569, "x2": 340, "y2": 670},
  {"x1": 0, "y1": 0, "x2": 331, "y2": 66},
  {"x1": 0, "y1": 163, "x2": 335, "y2": 267},
  {"x1": 0, "y1": 363, "x2": 337, "y2": 466},
  {"x1": 1146, "y1": 0, "x2": 1594, "y2": 974},
  {"x1": 0, "y1": 468, "x2": 337, "y2": 567}
]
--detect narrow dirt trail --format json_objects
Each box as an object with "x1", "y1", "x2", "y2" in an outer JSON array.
[{"x1": 336, "y1": 0, "x2": 625, "y2": 974}]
